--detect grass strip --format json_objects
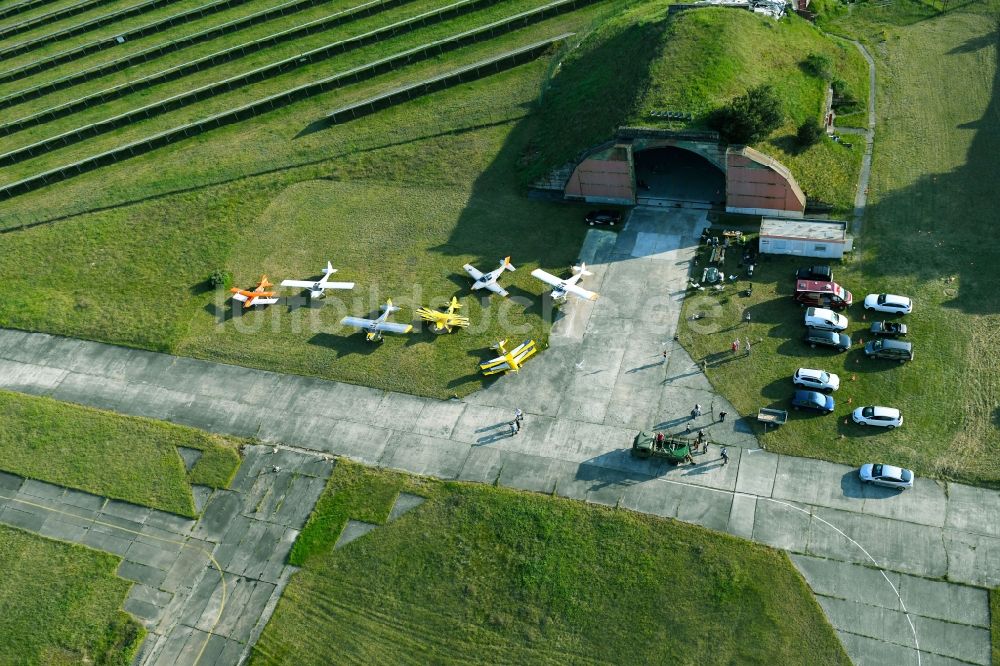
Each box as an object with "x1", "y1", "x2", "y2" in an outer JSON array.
[
  {"x1": 0, "y1": 390, "x2": 240, "y2": 515},
  {"x1": 0, "y1": 524, "x2": 144, "y2": 665},
  {"x1": 0, "y1": 0, "x2": 119, "y2": 40},
  {"x1": 257, "y1": 462, "x2": 850, "y2": 664},
  {"x1": 0, "y1": 9, "x2": 582, "y2": 197},
  {"x1": 0, "y1": 0, "x2": 496, "y2": 136},
  {"x1": 0, "y1": 0, "x2": 191, "y2": 59},
  {"x1": 0, "y1": 0, "x2": 403, "y2": 96}
]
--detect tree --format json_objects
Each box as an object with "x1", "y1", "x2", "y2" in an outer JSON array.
[
  {"x1": 796, "y1": 120, "x2": 825, "y2": 149},
  {"x1": 709, "y1": 84, "x2": 784, "y2": 145}
]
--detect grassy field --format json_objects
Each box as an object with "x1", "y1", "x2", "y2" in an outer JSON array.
[
  {"x1": 521, "y1": 5, "x2": 866, "y2": 211},
  {"x1": 992, "y1": 587, "x2": 999, "y2": 666},
  {"x1": 0, "y1": 390, "x2": 240, "y2": 515},
  {"x1": 679, "y1": 1, "x2": 1000, "y2": 487},
  {"x1": 253, "y1": 461, "x2": 850, "y2": 664},
  {"x1": 0, "y1": 524, "x2": 144, "y2": 665}
]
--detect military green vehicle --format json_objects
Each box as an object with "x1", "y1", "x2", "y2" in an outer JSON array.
[{"x1": 631, "y1": 431, "x2": 693, "y2": 464}]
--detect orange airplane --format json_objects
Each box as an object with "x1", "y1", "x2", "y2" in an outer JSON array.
[{"x1": 230, "y1": 275, "x2": 280, "y2": 309}]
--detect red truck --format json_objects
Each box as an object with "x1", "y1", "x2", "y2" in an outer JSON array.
[{"x1": 794, "y1": 280, "x2": 853, "y2": 310}]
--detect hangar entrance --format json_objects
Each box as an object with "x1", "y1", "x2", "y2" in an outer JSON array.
[{"x1": 634, "y1": 146, "x2": 726, "y2": 206}]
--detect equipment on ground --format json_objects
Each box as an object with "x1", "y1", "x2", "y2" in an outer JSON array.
[
  {"x1": 230, "y1": 275, "x2": 279, "y2": 308},
  {"x1": 630, "y1": 431, "x2": 693, "y2": 465},
  {"x1": 341, "y1": 299, "x2": 413, "y2": 342},
  {"x1": 416, "y1": 297, "x2": 470, "y2": 334},
  {"x1": 464, "y1": 256, "x2": 516, "y2": 297},
  {"x1": 479, "y1": 339, "x2": 536, "y2": 375},
  {"x1": 280, "y1": 261, "x2": 355, "y2": 298},
  {"x1": 531, "y1": 263, "x2": 598, "y2": 302}
]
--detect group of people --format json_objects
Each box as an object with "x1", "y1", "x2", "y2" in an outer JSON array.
[{"x1": 731, "y1": 338, "x2": 752, "y2": 355}]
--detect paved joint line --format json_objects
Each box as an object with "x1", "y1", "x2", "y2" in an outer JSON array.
[{"x1": 2, "y1": 493, "x2": 227, "y2": 666}]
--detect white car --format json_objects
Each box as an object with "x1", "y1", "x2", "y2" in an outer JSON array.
[
  {"x1": 804, "y1": 307, "x2": 848, "y2": 331},
  {"x1": 864, "y1": 293, "x2": 913, "y2": 314},
  {"x1": 859, "y1": 463, "x2": 914, "y2": 490},
  {"x1": 793, "y1": 368, "x2": 840, "y2": 392},
  {"x1": 852, "y1": 405, "x2": 902, "y2": 428}
]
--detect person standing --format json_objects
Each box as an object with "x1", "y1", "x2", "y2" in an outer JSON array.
[
  {"x1": 719, "y1": 410, "x2": 728, "y2": 423},
  {"x1": 514, "y1": 408, "x2": 523, "y2": 424},
  {"x1": 745, "y1": 338, "x2": 752, "y2": 355},
  {"x1": 720, "y1": 447, "x2": 729, "y2": 465}
]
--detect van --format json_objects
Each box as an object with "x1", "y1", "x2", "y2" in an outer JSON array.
[
  {"x1": 804, "y1": 307, "x2": 848, "y2": 331},
  {"x1": 794, "y1": 280, "x2": 853, "y2": 310}
]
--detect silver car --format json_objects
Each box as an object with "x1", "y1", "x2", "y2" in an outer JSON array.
[{"x1": 859, "y1": 463, "x2": 914, "y2": 490}]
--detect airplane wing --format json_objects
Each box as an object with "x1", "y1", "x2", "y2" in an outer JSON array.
[
  {"x1": 374, "y1": 322, "x2": 413, "y2": 334},
  {"x1": 509, "y1": 340, "x2": 537, "y2": 364},
  {"x1": 463, "y1": 264, "x2": 484, "y2": 280},
  {"x1": 280, "y1": 279, "x2": 319, "y2": 288},
  {"x1": 341, "y1": 316, "x2": 375, "y2": 329},
  {"x1": 561, "y1": 283, "x2": 599, "y2": 301},
  {"x1": 485, "y1": 282, "x2": 509, "y2": 297},
  {"x1": 252, "y1": 297, "x2": 280, "y2": 306},
  {"x1": 530, "y1": 269, "x2": 563, "y2": 288},
  {"x1": 479, "y1": 356, "x2": 512, "y2": 375},
  {"x1": 231, "y1": 293, "x2": 250, "y2": 302},
  {"x1": 322, "y1": 281, "x2": 355, "y2": 290}
]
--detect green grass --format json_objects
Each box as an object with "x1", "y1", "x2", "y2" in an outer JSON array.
[
  {"x1": 0, "y1": 524, "x2": 144, "y2": 665},
  {"x1": 679, "y1": 2, "x2": 1000, "y2": 487},
  {"x1": 992, "y1": 587, "x2": 1000, "y2": 666},
  {"x1": 0, "y1": 26, "x2": 607, "y2": 397},
  {"x1": 522, "y1": 5, "x2": 866, "y2": 210},
  {"x1": 253, "y1": 462, "x2": 850, "y2": 664},
  {"x1": 0, "y1": 390, "x2": 240, "y2": 514}
]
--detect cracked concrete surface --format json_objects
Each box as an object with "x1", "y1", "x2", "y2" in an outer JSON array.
[{"x1": 0, "y1": 207, "x2": 995, "y2": 665}]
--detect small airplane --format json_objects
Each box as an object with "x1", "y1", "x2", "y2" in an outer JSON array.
[
  {"x1": 531, "y1": 263, "x2": 598, "y2": 302},
  {"x1": 479, "y1": 339, "x2": 537, "y2": 375},
  {"x1": 463, "y1": 256, "x2": 515, "y2": 297},
  {"x1": 416, "y1": 296, "x2": 470, "y2": 334},
  {"x1": 230, "y1": 275, "x2": 279, "y2": 309},
  {"x1": 280, "y1": 261, "x2": 354, "y2": 298},
  {"x1": 341, "y1": 299, "x2": 413, "y2": 342}
]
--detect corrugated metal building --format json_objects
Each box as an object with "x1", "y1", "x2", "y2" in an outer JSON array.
[{"x1": 758, "y1": 218, "x2": 852, "y2": 258}]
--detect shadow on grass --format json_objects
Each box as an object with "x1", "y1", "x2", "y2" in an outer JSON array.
[{"x1": 308, "y1": 332, "x2": 380, "y2": 358}]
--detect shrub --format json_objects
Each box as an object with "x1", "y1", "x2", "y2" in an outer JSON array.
[
  {"x1": 796, "y1": 120, "x2": 825, "y2": 148},
  {"x1": 708, "y1": 84, "x2": 784, "y2": 145},
  {"x1": 803, "y1": 53, "x2": 834, "y2": 80},
  {"x1": 209, "y1": 269, "x2": 232, "y2": 289},
  {"x1": 831, "y1": 78, "x2": 861, "y2": 113}
]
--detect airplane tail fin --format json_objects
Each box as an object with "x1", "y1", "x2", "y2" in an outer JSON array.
[
  {"x1": 502, "y1": 256, "x2": 516, "y2": 272},
  {"x1": 382, "y1": 299, "x2": 400, "y2": 313},
  {"x1": 573, "y1": 263, "x2": 593, "y2": 276},
  {"x1": 324, "y1": 261, "x2": 335, "y2": 276},
  {"x1": 448, "y1": 296, "x2": 462, "y2": 311}
]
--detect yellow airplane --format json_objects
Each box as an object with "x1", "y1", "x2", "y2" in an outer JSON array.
[
  {"x1": 416, "y1": 297, "x2": 470, "y2": 334},
  {"x1": 479, "y1": 339, "x2": 537, "y2": 376}
]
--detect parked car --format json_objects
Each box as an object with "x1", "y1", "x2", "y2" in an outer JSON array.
[
  {"x1": 794, "y1": 280, "x2": 853, "y2": 310},
  {"x1": 870, "y1": 321, "x2": 908, "y2": 338},
  {"x1": 864, "y1": 339, "x2": 913, "y2": 362},
  {"x1": 852, "y1": 405, "x2": 903, "y2": 428},
  {"x1": 859, "y1": 463, "x2": 914, "y2": 490},
  {"x1": 804, "y1": 307, "x2": 848, "y2": 331},
  {"x1": 791, "y1": 390, "x2": 835, "y2": 414},
  {"x1": 804, "y1": 328, "x2": 851, "y2": 351},
  {"x1": 864, "y1": 293, "x2": 913, "y2": 314},
  {"x1": 585, "y1": 209, "x2": 622, "y2": 226},
  {"x1": 793, "y1": 368, "x2": 840, "y2": 392},
  {"x1": 795, "y1": 265, "x2": 832, "y2": 282}
]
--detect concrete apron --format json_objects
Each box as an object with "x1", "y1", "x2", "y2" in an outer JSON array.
[{"x1": 0, "y1": 207, "x2": 995, "y2": 665}]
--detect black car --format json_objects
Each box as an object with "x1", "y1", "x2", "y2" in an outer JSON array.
[
  {"x1": 803, "y1": 327, "x2": 851, "y2": 351},
  {"x1": 869, "y1": 321, "x2": 908, "y2": 338},
  {"x1": 585, "y1": 209, "x2": 622, "y2": 226},
  {"x1": 795, "y1": 265, "x2": 832, "y2": 282},
  {"x1": 864, "y1": 339, "x2": 913, "y2": 362}
]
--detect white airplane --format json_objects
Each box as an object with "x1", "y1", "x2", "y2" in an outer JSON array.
[
  {"x1": 340, "y1": 299, "x2": 413, "y2": 342},
  {"x1": 531, "y1": 264, "x2": 598, "y2": 302},
  {"x1": 464, "y1": 256, "x2": 516, "y2": 297},
  {"x1": 280, "y1": 261, "x2": 355, "y2": 298}
]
